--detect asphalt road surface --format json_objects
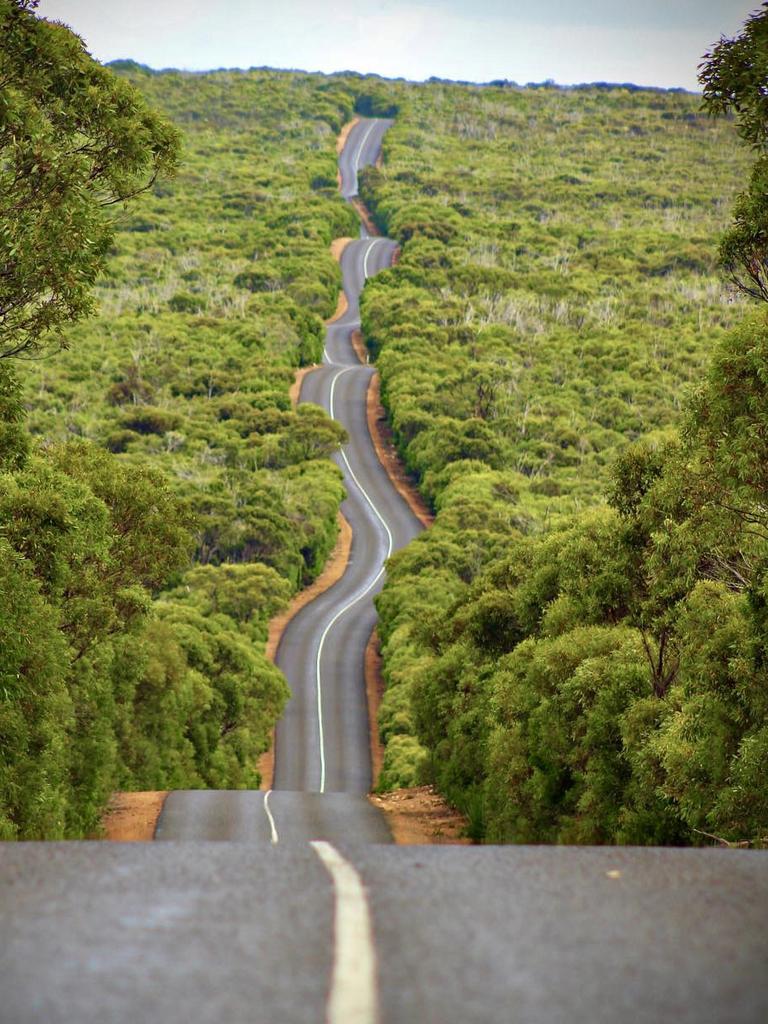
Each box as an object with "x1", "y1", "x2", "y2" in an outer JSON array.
[
  {"x1": 159, "y1": 117, "x2": 417, "y2": 837},
  {"x1": 338, "y1": 117, "x2": 394, "y2": 199},
  {"x1": 156, "y1": 790, "x2": 392, "y2": 844},
  {"x1": 273, "y1": 233, "x2": 419, "y2": 797},
  {"x1": 272, "y1": 120, "x2": 420, "y2": 801},
  {"x1": 2, "y1": 842, "x2": 766, "y2": 1023},
  {"x1": 2, "y1": 118, "x2": 767, "y2": 1024}
]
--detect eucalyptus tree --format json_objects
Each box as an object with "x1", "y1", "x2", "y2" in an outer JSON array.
[{"x1": 0, "y1": 0, "x2": 180, "y2": 358}]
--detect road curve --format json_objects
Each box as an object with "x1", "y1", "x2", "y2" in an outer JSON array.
[
  {"x1": 339, "y1": 117, "x2": 393, "y2": 199},
  {"x1": 157, "y1": 118, "x2": 420, "y2": 843},
  {"x1": 272, "y1": 124, "x2": 421, "y2": 798}
]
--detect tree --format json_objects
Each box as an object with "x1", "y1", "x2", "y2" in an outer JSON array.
[
  {"x1": 700, "y1": 3, "x2": 768, "y2": 151},
  {"x1": 0, "y1": 0, "x2": 180, "y2": 357},
  {"x1": 700, "y1": 4, "x2": 768, "y2": 301}
]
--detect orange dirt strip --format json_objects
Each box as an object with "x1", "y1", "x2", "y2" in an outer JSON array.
[
  {"x1": 288, "y1": 237, "x2": 355, "y2": 406},
  {"x1": 350, "y1": 327, "x2": 369, "y2": 365},
  {"x1": 336, "y1": 117, "x2": 361, "y2": 187},
  {"x1": 366, "y1": 628, "x2": 386, "y2": 788},
  {"x1": 365, "y1": 367, "x2": 434, "y2": 529},
  {"x1": 100, "y1": 792, "x2": 168, "y2": 841},
  {"x1": 330, "y1": 236, "x2": 354, "y2": 263},
  {"x1": 370, "y1": 787, "x2": 471, "y2": 845},
  {"x1": 327, "y1": 237, "x2": 354, "y2": 322},
  {"x1": 366, "y1": 629, "x2": 469, "y2": 842},
  {"x1": 289, "y1": 364, "x2": 319, "y2": 407},
  {"x1": 337, "y1": 117, "x2": 361, "y2": 156},
  {"x1": 351, "y1": 326, "x2": 432, "y2": 527},
  {"x1": 349, "y1": 196, "x2": 379, "y2": 236},
  {"x1": 265, "y1": 511, "x2": 353, "y2": 662}
]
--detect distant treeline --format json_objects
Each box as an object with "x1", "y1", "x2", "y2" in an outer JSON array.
[{"x1": 107, "y1": 59, "x2": 695, "y2": 96}]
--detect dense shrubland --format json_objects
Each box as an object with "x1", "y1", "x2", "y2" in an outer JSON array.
[
  {"x1": 5, "y1": 0, "x2": 767, "y2": 848},
  {"x1": 0, "y1": 3, "x2": 362, "y2": 837},
  {"x1": 363, "y1": 17, "x2": 768, "y2": 846},
  {"x1": 24, "y1": 64, "x2": 361, "y2": 588}
]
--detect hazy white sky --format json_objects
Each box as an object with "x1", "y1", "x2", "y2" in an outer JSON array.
[{"x1": 36, "y1": 0, "x2": 758, "y2": 90}]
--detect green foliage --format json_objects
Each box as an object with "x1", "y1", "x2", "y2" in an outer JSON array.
[
  {"x1": 700, "y1": 5, "x2": 768, "y2": 301},
  {"x1": 0, "y1": 443, "x2": 195, "y2": 836},
  {"x1": 1, "y1": 37, "x2": 359, "y2": 834},
  {"x1": 8, "y1": 5, "x2": 768, "y2": 848},
  {"x1": 382, "y1": 364, "x2": 768, "y2": 844},
  {"x1": 0, "y1": 540, "x2": 72, "y2": 840},
  {"x1": 0, "y1": 364, "x2": 29, "y2": 470},
  {"x1": 0, "y1": 0, "x2": 181, "y2": 357},
  {"x1": 21, "y1": 66, "x2": 355, "y2": 590},
  {"x1": 700, "y1": 2, "x2": 768, "y2": 150},
  {"x1": 366, "y1": 40, "x2": 768, "y2": 846}
]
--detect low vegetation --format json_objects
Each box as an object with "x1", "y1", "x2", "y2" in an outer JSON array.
[{"x1": 362, "y1": 9, "x2": 768, "y2": 846}]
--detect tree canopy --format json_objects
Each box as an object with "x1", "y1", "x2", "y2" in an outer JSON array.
[
  {"x1": 0, "y1": 0, "x2": 181, "y2": 357},
  {"x1": 0, "y1": 19, "x2": 356, "y2": 836},
  {"x1": 700, "y1": 3, "x2": 768, "y2": 301}
]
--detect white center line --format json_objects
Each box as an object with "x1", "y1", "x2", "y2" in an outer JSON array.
[
  {"x1": 352, "y1": 120, "x2": 377, "y2": 194},
  {"x1": 263, "y1": 790, "x2": 279, "y2": 844},
  {"x1": 362, "y1": 238, "x2": 385, "y2": 279},
  {"x1": 330, "y1": 369, "x2": 394, "y2": 554},
  {"x1": 313, "y1": 366, "x2": 394, "y2": 792},
  {"x1": 311, "y1": 841, "x2": 379, "y2": 1024}
]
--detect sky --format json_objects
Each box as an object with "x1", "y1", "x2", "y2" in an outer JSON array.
[{"x1": 36, "y1": 0, "x2": 759, "y2": 90}]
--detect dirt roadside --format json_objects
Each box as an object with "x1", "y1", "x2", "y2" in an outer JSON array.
[
  {"x1": 99, "y1": 792, "x2": 168, "y2": 841},
  {"x1": 370, "y1": 787, "x2": 471, "y2": 845},
  {"x1": 288, "y1": 235, "x2": 354, "y2": 406},
  {"x1": 365, "y1": 627, "x2": 469, "y2": 844},
  {"x1": 330, "y1": 236, "x2": 354, "y2": 264},
  {"x1": 353, "y1": 330, "x2": 433, "y2": 528},
  {"x1": 328, "y1": 236, "x2": 354, "y2": 322},
  {"x1": 289, "y1": 364, "x2": 318, "y2": 407},
  {"x1": 365, "y1": 628, "x2": 386, "y2": 785},
  {"x1": 350, "y1": 196, "x2": 379, "y2": 236},
  {"x1": 366, "y1": 370, "x2": 434, "y2": 529},
  {"x1": 345, "y1": 188, "x2": 463, "y2": 839}
]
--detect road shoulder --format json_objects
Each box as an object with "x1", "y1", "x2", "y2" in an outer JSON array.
[{"x1": 98, "y1": 792, "x2": 168, "y2": 841}]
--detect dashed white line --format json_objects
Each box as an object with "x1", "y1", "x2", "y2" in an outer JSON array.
[
  {"x1": 263, "y1": 790, "x2": 279, "y2": 844},
  {"x1": 311, "y1": 841, "x2": 379, "y2": 1024}
]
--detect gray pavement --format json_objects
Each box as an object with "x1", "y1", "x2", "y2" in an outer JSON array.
[
  {"x1": 338, "y1": 117, "x2": 394, "y2": 199},
  {"x1": 156, "y1": 790, "x2": 392, "y2": 844},
  {"x1": 1, "y1": 843, "x2": 766, "y2": 1024},
  {"x1": 273, "y1": 130, "x2": 420, "y2": 800}
]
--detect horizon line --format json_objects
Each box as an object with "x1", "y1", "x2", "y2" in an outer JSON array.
[{"x1": 105, "y1": 58, "x2": 700, "y2": 95}]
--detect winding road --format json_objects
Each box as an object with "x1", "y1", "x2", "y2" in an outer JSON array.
[
  {"x1": 158, "y1": 117, "x2": 418, "y2": 843},
  {"x1": 273, "y1": 230, "x2": 418, "y2": 800},
  {"x1": 1, "y1": 118, "x2": 767, "y2": 1024}
]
